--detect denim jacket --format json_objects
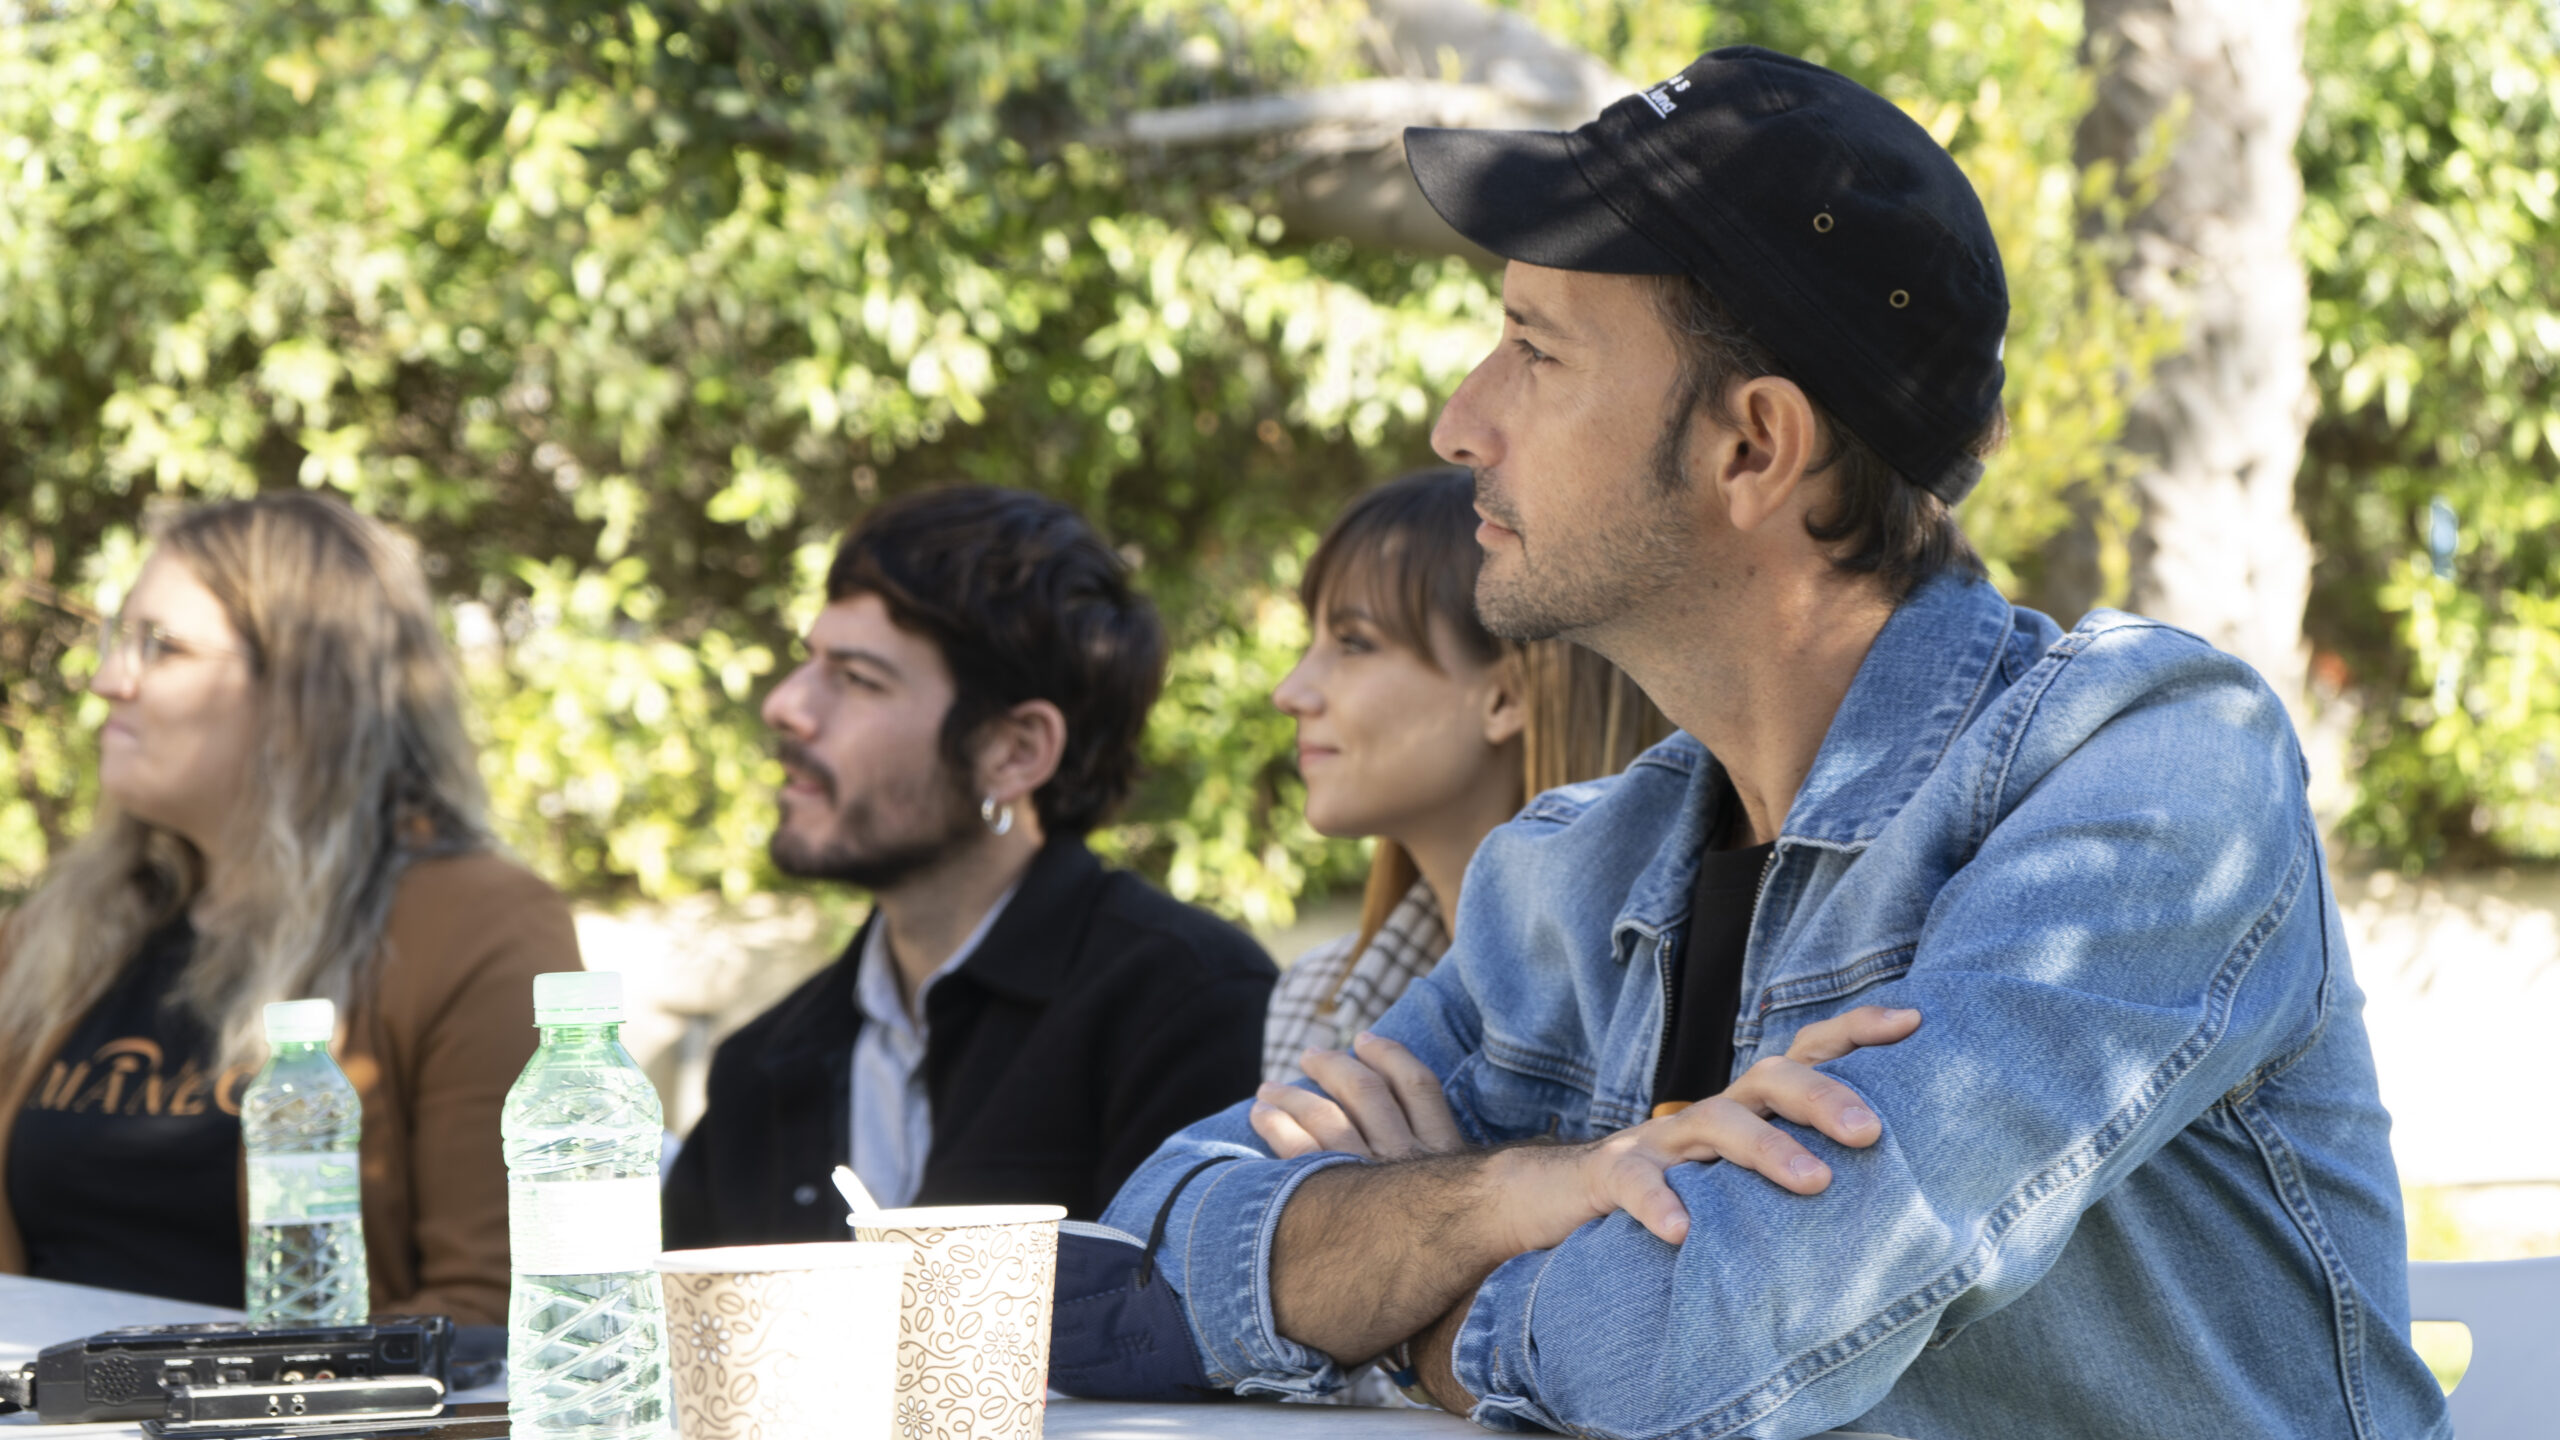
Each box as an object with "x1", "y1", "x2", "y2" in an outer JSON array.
[{"x1": 1104, "y1": 576, "x2": 2451, "y2": 1440}]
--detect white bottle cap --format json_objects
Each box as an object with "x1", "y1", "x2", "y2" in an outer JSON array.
[
  {"x1": 533, "y1": 970, "x2": 623, "y2": 1025},
  {"x1": 263, "y1": 999, "x2": 336, "y2": 1045}
]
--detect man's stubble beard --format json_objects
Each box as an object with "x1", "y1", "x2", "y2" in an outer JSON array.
[
  {"x1": 1472, "y1": 413, "x2": 1700, "y2": 644},
  {"x1": 768, "y1": 743, "x2": 985, "y2": 892}
]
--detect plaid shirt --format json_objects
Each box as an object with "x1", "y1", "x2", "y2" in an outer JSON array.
[
  {"x1": 1262, "y1": 880, "x2": 1449, "y2": 1085},
  {"x1": 1262, "y1": 877, "x2": 1449, "y2": 1409}
]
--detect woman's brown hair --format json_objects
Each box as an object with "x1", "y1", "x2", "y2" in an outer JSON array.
[{"x1": 1300, "y1": 469, "x2": 1673, "y2": 953}]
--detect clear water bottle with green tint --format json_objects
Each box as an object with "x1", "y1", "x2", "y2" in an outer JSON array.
[
  {"x1": 242, "y1": 998, "x2": 369, "y2": 1325},
  {"x1": 503, "y1": 971, "x2": 669, "y2": 1440}
]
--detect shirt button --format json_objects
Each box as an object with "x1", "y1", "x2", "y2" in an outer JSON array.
[{"x1": 793, "y1": 1184, "x2": 819, "y2": 1206}]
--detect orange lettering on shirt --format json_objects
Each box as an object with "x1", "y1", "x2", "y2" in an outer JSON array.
[
  {"x1": 69, "y1": 1056, "x2": 135, "y2": 1114},
  {"x1": 96, "y1": 1037, "x2": 165, "y2": 1068},
  {"x1": 168, "y1": 1064, "x2": 209, "y2": 1117},
  {"x1": 33, "y1": 1061, "x2": 85, "y2": 1111},
  {"x1": 214, "y1": 1064, "x2": 254, "y2": 1117}
]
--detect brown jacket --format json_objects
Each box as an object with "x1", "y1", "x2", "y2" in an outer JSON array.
[{"x1": 0, "y1": 851, "x2": 580, "y2": 1324}]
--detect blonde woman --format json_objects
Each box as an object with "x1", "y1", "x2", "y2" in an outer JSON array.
[
  {"x1": 1262, "y1": 467, "x2": 1673, "y2": 1083},
  {"x1": 0, "y1": 493, "x2": 579, "y2": 1322}
]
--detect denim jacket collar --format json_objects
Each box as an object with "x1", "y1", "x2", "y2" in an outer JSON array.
[
  {"x1": 1784, "y1": 573, "x2": 2016, "y2": 849},
  {"x1": 1607, "y1": 574, "x2": 2016, "y2": 962}
]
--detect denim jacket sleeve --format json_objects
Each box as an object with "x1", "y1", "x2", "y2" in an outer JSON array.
[
  {"x1": 1095, "y1": 930, "x2": 1502, "y2": 1398},
  {"x1": 1450, "y1": 628, "x2": 2338, "y2": 1438}
]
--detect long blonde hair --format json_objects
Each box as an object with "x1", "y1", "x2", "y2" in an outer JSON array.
[
  {"x1": 0, "y1": 493, "x2": 490, "y2": 1084},
  {"x1": 1299, "y1": 469, "x2": 1672, "y2": 954}
]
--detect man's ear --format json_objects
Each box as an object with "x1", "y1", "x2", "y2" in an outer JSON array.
[
  {"x1": 1705, "y1": 376, "x2": 1823, "y2": 534},
  {"x1": 974, "y1": 699, "x2": 1068, "y2": 810}
]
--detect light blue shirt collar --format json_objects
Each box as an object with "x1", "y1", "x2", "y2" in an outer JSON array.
[{"x1": 847, "y1": 881, "x2": 1021, "y2": 1207}]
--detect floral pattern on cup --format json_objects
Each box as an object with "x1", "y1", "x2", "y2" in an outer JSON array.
[
  {"x1": 660, "y1": 1252, "x2": 905, "y2": 1440},
  {"x1": 853, "y1": 1207, "x2": 1063, "y2": 1440}
]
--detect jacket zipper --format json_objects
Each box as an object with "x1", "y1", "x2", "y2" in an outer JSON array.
[
  {"x1": 1650, "y1": 930, "x2": 1678, "y2": 1109},
  {"x1": 1648, "y1": 841, "x2": 1783, "y2": 1112},
  {"x1": 1741, "y1": 842, "x2": 1781, "y2": 1048}
]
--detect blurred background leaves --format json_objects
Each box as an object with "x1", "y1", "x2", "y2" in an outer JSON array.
[
  {"x1": 5, "y1": 0, "x2": 2557, "y2": 920},
  {"x1": 2297, "y1": 0, "x2": 2560, "y2": 868}
]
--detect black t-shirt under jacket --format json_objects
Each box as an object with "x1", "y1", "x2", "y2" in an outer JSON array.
[{"x1": 1658, "y1": 775, "x2": 1775, "y2": 1107}]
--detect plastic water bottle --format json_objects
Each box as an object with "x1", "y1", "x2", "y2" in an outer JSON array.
[
  {"x1": 242, "y1": 998, "x2": 369, "y2": 1325},
  {"x1": 503, "y1": 971, "x2": 670, "y2": 1440}
]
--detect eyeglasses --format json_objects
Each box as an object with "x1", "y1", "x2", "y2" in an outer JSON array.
[{"x1": 92, "y1": 615, "x2": 250, "y2": 678}]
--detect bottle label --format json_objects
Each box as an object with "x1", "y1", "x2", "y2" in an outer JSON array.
[
  {"x1": 248, "y1": 1153, "x2": 363, "y2": 1225},
  {"x1": 509, "y1": 1176, "x2": 662, "y2": 1275}
]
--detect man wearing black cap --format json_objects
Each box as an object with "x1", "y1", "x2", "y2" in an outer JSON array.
[{"x1": 1098, "y1": 46, "x2": 2447, "y2": 1440}]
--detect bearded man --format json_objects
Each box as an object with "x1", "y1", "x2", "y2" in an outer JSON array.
[
  {"x1": 664, "y1": 486, "x2": 1275, "y2": 1242},
  {"x1": 1100, "y1": 46, "x2": 2448, "y2": 1440}
]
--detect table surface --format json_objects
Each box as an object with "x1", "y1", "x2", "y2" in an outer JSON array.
[{"x1": 0, "y1": 1275, "x2": 1476, "y2": 1439}]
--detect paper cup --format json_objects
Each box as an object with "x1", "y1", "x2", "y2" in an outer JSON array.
[
  {"x1": 656, "y1": 1241, "x2": 910, "y2": 1440},
  {"x1": 849, "y1": 1205, "x2": 1065, "y2": 1440}
]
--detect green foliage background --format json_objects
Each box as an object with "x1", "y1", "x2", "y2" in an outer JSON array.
[
  {"x1": 3, "y1": 0, "x2": 1455, "y2": 917},
  {"x1": 2297, "y1": 0, "x2": 2560, "y2": 867},
  {"x1": 8, "y1": 0, "x2": 2538, "y2": 919}
]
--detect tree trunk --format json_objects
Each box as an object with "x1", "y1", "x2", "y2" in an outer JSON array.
[{"x1": 2071, "y1": 0, "x2": 2316, "y2": 710}]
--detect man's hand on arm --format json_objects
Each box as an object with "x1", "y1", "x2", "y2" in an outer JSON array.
[
  {"x1": 1252, "y1": 1029, "x2": 1469, "y2": 1160},
  {"x1": 1252, "y1": 1002, "x2": 1917, "y2": 1168},
  {"x1": 1564, "y1": 1002, "x2": 1922, "y2": 1243},
  {"x1": 1263, "y1": 1007, "x2": 1923, "y2": 1365}
]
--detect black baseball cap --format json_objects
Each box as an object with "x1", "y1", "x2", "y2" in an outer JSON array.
[{"x1": 1406, "y1": 45, "x2": 2008, "y2": 505}]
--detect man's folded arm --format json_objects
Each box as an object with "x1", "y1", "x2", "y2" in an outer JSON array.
[
  {"x1": 1448, "y1": 651, "x2": 2335, "y2": 1438},
  {"x1": 1097, "y1": 946, "x2": 1499, "y2": 1397}
]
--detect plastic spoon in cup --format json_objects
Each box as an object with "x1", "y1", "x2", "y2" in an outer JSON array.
[{"x1": 832, "y1": 1164, "x2": 883, "y2": 1217}]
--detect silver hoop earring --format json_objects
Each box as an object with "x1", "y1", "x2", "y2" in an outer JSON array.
[{"x1": 981, "y1": 795, "x2": 1014, "y2": 836}]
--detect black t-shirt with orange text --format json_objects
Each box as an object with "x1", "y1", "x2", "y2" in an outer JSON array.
[{"x1": 8, "y1": 918, "x2": 254, "y2": 1307}]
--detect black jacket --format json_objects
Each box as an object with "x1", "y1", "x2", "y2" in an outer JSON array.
[{"x1": 662, "y1": 837, "x2": 1276, "y2": 1245}]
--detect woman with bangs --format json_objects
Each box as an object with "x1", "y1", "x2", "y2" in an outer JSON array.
[
  {"x1": 0, "y1": 492, "x2": 578, "y2": 1322},
  {"x1": 1261, "y1": 466, "x2": 1672, "y2": 1084}
]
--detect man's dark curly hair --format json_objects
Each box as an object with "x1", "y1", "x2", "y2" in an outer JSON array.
[{"x1": 826, "y1": 485, "x2": 1166, "y2": 836}]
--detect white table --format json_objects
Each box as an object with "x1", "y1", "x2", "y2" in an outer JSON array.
[{"x1": 0, "y1": 1275, "x2": 1478, "y2": 1438}]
